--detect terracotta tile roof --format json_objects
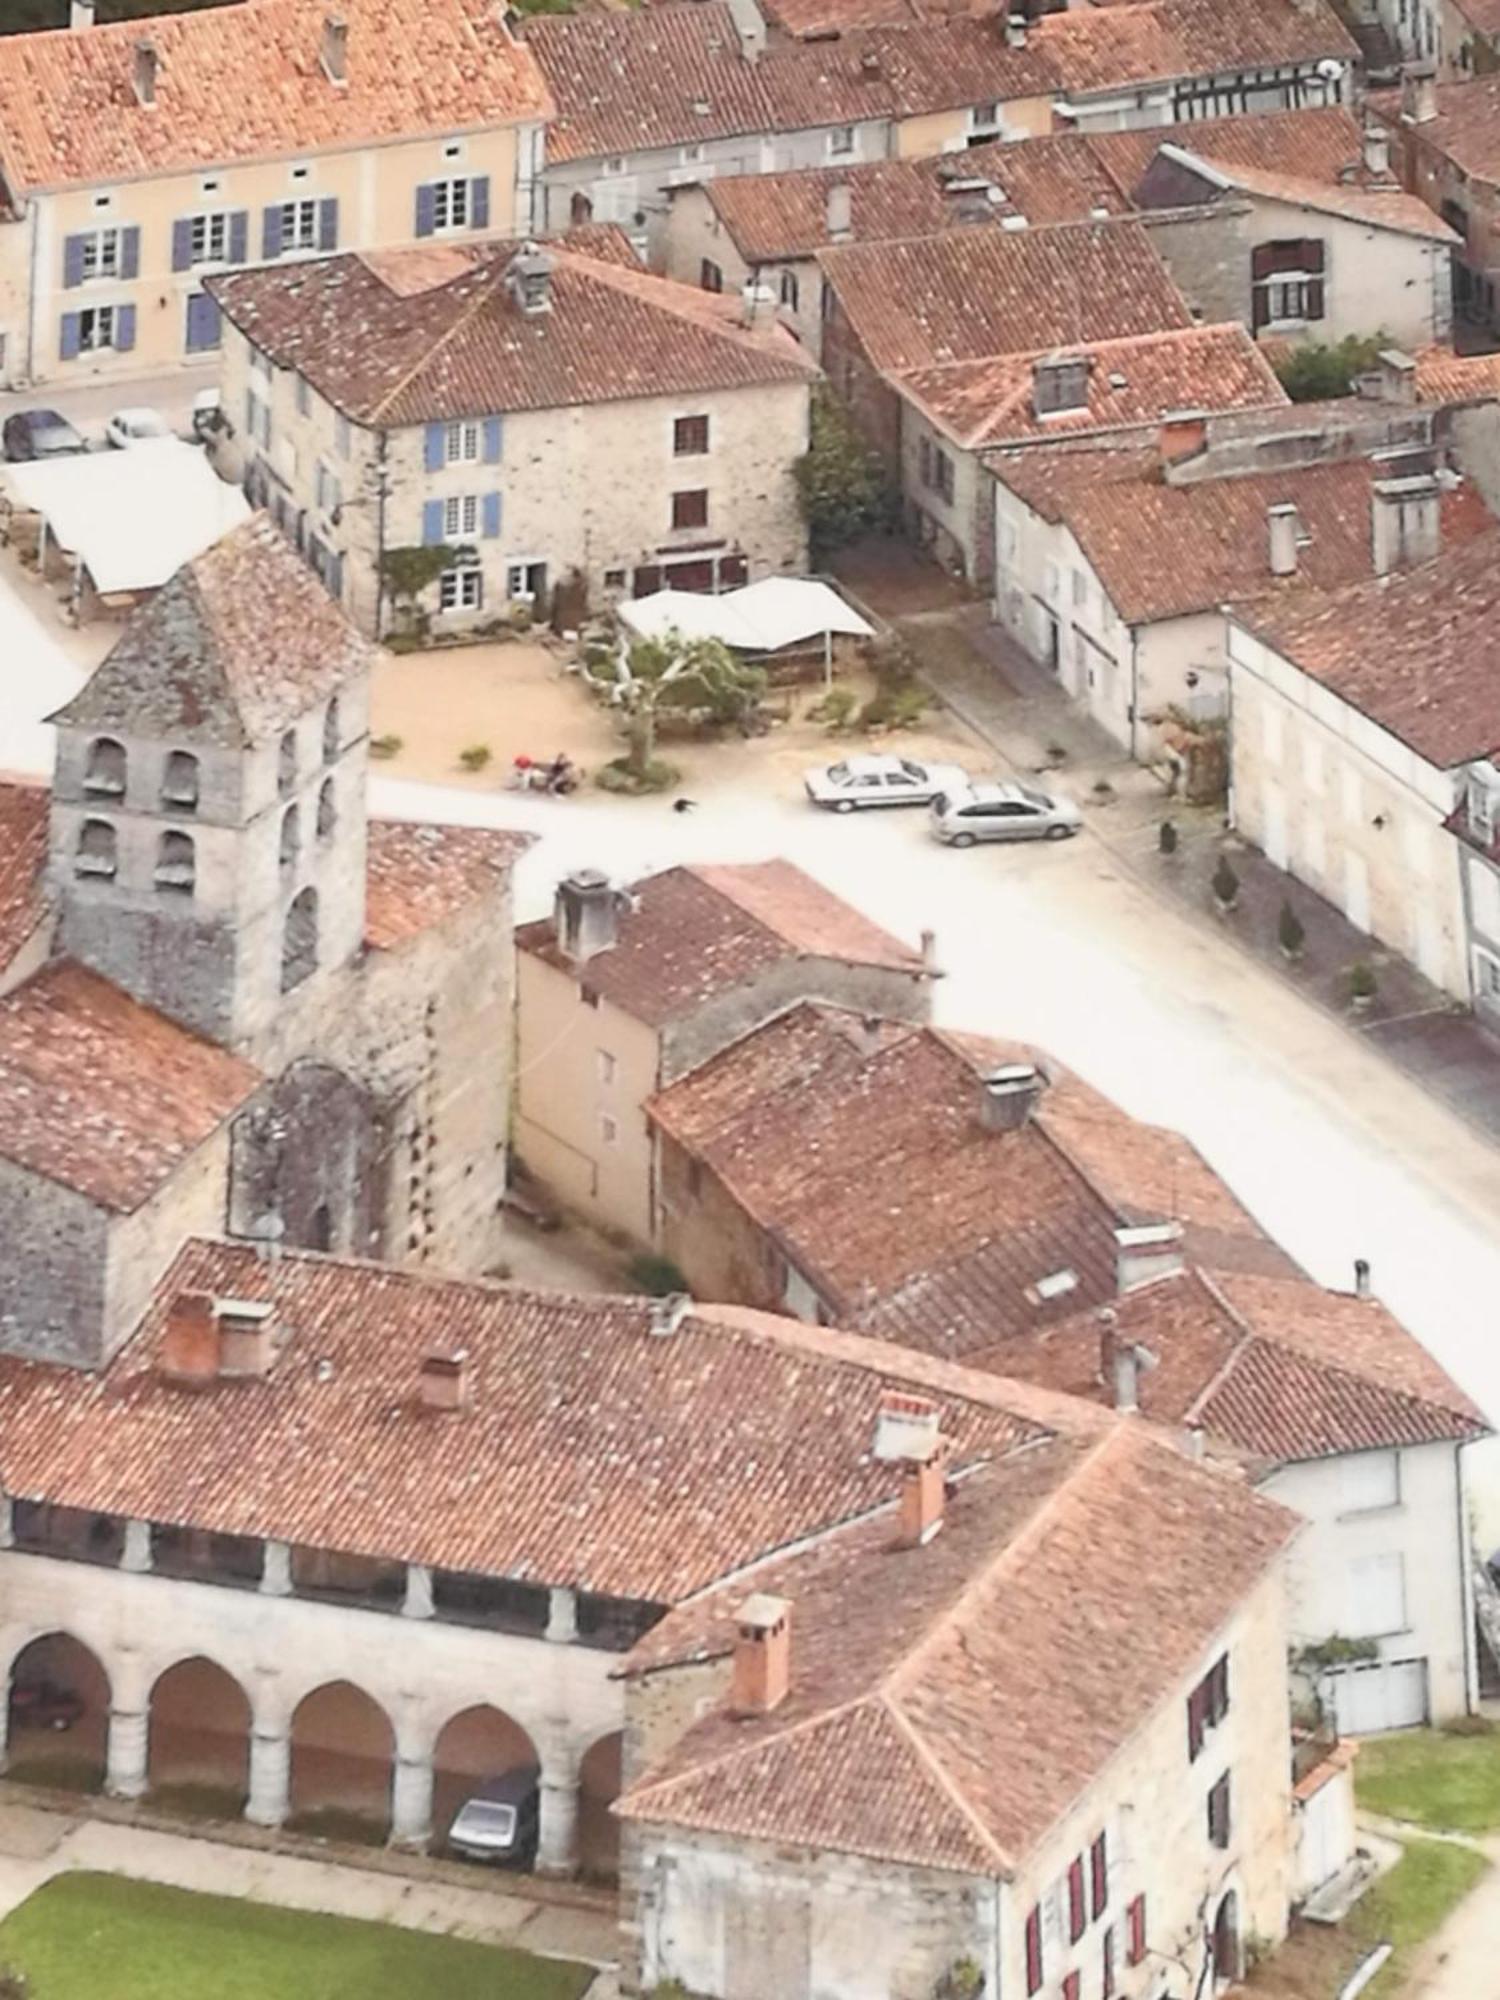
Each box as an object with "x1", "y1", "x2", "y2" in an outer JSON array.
[
  {"x1": 758, "y1": 0, "x2": 992, "y2": 39},
  {"x1": 516, "y1": 860, "x2": 923, "y2": 1027},
  {"x1": 1237, "y1": 526, "x2": 1500, "y2": 767},
  {"x1": 0, "y1": 1240, "x2": 1091, "y2": 1600},
  {"x1": 1413, "y1": 346, "x2": 1500, "y2": 405},
  {"x1": 0, "y1": 963, "x2": 260, "y2": 1213},
  {"x1": 1159, "y1": 148, "x2": 1455, "y2": 241},
  {"x1": 650, "y1": 1005, "x2": 1281, "y2": 1358},
  {"x1": 1384, "y1": 74, "x2": 1500, "y2": 182},
  {"x1": 702, "y1": 135, "x2": 1131, "y2": 265},
  {"x1": 212, "y1": 240, "x2": 814, "y2": 430},
  {"x1": 819, "y1": 218, "x2": 1190, "y2": 375},
  {"x1": 526, "y1": 8, "x2": 1054, "y2": 164},
  {"x1": 904, "y1": 322, "x2": 1285, "y2": 451},
  {"x1": 1036, "y1": 0, "x2": 1355, "y2": 100},
  {"x1": 0, "y1": 0, "x2": 550, "y2": 196},
  {"x1": 363, "y1": 819, "x2": 533, "y2": 951},
  {"x1": 620, "y1": 1424, "x2": 1299, "y2": 1873},
  {"x1": 1081, "y1": 106, "x2": 1382, "y2": 195},
  {"x1": 52, "y1": 518, "x2": 375, "y2": 750},
  {"x1": 1451, "y1": 0, "x2": 1500, "y2": 38},
  {"x1": 0, "y1": 782, "x2": 50, "y2": 980}
]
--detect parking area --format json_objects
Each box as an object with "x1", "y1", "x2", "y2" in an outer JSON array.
[{"x1": 0, "y1": 363, "x2": 217, "y2": 451}]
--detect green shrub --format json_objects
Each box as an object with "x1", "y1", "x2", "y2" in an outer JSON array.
[
  {"x1": 1349, "y1": 959, "x2": 1378, "y2": 1002},
  {"x1": 595, "y1": 757, "x2": 680, "y2": 795},
  {"x1": 458, "y1": 744, "x2": 492, "y2": 772},
  {"x1": 808, "y1": 686, "x2": 859, "y2": 731},
  {"x1": 630, "y1": 1254, "x2": 688, "y2": 1296},
  {"x1": 1274, "y1": 332, "x2": 1388, "y2": 403},
  {"x1": 1278, "y1": 900, "x2": 1306, "y2": 959},
  {"x1": 369, "y1": 734, "x2": 403, "y2": 760}
]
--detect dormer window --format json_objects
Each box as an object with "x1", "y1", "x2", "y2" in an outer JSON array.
[
  {"x1": 161, "y1": 749, "x2": 200, "y2": 812},
  {"x1": 154, "y1": 830, "x2": 195, "y2": 894},
  {"x1": 278, "y1": 728, "x2": 297, "y2": 795},
  {"x1": 75, "y1": 817, "x2": 117, "y2": 879},
  {"x1": 84, "y1": 737, "x2": 126, "y2": 798}
]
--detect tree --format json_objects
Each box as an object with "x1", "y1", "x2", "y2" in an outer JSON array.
[
  {"x1": 793, "y1": 387, "x2": 891, "y2": 560},
  {"x1": 582, "y1": 628, "x2": 764, "y2": 777},
  {"x1": 378, "y1": 542, "x2": 471, "y2": 637},
  {"x1": 1274, "y1": 332, "x2": 1388, "y2": 404}
]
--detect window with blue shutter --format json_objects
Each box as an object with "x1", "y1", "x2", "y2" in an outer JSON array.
[
  {"x1": 229, "y1": 210, "x2": 249, "y2": 263},
  {"x1": 185, "y1": 292, "x2": 221, "y2": 354},
  {"x1": 115, "y1": 304, "x2": 136, "y2": 352},
  {"x1": 482, "y1": 416, "x2": 503, "y2": 463},
  {"x1": 59, "y1": 312, "x2": 81, "y2": 361},
  {"x1": 470, "y1": 175, "x2": 490, "y2": 230},
  {"x1": 62, "y1": 234, "x2": 87, "y2": 289},
  {"x1": 318, "y1": 198, "x2": 339, "y2": 252},
  {"x1": 423, "y1": 423, "x2": 445, "y2": 473},
  {"x1": 421, "y1": 499, "x2": 445, "y2": 546},
  {"x1": 120, "y1": 226, "x2": 140, "y2": 280},
  {"x1": 262, "y1": 204, "x2": 284, "y2": 260},
  {"x1": 415, "y1": 183, "x2": 437, "y2": 238},
  {"x1": 482, "y1": 491, "x2": 501, "y2": 538},
  {"x1": 171, "y1": 217, "x2": 194, "y2": 273}
]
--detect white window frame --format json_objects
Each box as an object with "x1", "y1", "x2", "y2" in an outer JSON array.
[
  {"x1": 505, "y1": 558, "x2": 548, "y2": 601},
  {"x1": 827, "y1": 125, "x2": 856, "y2": 157},
  {"x1": 79, "y1": 227, "x2": 121, "y2": 282},
  {"x1": 1337, "y1": 1449, "x2": 1401, "y2": 1518},
  {"x1": 188, "y1": 210, "x2": 230, "y2": 266},
  {"x1": 77, "y1": 304, "x2": 118, "y2": 352},
  {"x1": 444, "y1": 420, "x2": 480, "y2": 464},
  {"x1": 1474, "y1": 944, "x2": 1500, "y2": 1001},
  {"x1": 430, "y1": 176, "x2": 473, "y2": 234},
  {"x1": 1263, "y1": 276, "x2": 1313, "y2": 323},
  {"x1": 438, "y1": 562, "x2": 483, "y2": 612},
  {"x1": 442, "y1": 493, "x2": 480, "y2": 539},
  {"x1": 279, "y1": 199, "x2": 319, "y2": 251}
]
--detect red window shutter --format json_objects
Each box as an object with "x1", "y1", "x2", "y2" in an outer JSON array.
[
  {"x1": 1251, "y1": 242, "x2": 1276, "y2": 279},
  {"x1": 1024, "y1": 1905, "x2": 1044, "y2": 1996},
  {"x1": 1068, "y1": 1858, "x2": 1086, "y2": 1941},
  {"x1": 1302, "y1": 237, "x2": 1326, "y2": 273},
  {"x1": 1062, "y1": 1976, "x2": 1082, "y2": 2000},
  {"x1": 1127, "y1": 1893, "x2": 1147, "y2": 1965},
  {"x1": 1187, "y1": 1683, "x2": 1206, "y2": 1759},
  {"x1": 1102, "y1": 1923, "x2": 1117, "y2": 1998},
  {"x1": 1306, "y1": 278, "x2": 1326, "y2": 321},
  {"x1": 1250, "y1": 286, "x2": 1269, "y2": 334},
  {"x1": 1090, "y1": 1832, "x2": 1108, "y2": 1918}
]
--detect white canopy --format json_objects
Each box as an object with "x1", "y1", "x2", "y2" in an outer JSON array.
[
  {"x1": 3, "y1": 441, "x2": 249, "y2": 596},
  {"x1": 619, "y1": 577, "x2": 874, "y2": 654},
  {"x1": 0, "y1": 577, "x2": 85, "y2": 777}
]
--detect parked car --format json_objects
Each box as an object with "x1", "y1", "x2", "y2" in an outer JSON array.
[
  {"x1": 104, "y1": 406, "x2": 173, "y2": 450},
  {"x1": 804, "y1": 754, "x2": 970, "y2": 812},
  {"x1": 9, "y1": 1679, "x2": 84, "y2": 1731},
  {"x1": 930, "y1": 781, "x2": 1082, "y2": 847},
  {"x1": 191, "y1": 387, "x2": 227, "y2": 444},
  {"x1": 447, "y1": 1767, "x2": 540, "y2": 1867},
  {"x1": 2, "y1": 409, "x2": 87, "y2": 462}
]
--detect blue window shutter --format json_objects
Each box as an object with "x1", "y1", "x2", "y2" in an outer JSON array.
[
  {"x1": 171, "y1": 218, "x2": 193, "y2": 272},
  {"x1": 318, "y1": 197, "x2": 339, "y2": 252},
  {"x1": 415, "y1": 183, "x2": 436, "y2": 238},
  {"x1": 185, "y1": 292, "x2": 221, "y2": 353},
  {"x1": 423, "y1": 423, "x2": 445, "y2": 473},
  {"x1": 421, "y1": 499, "x2": 444, "y2": 546},
  {"x1": 482, "y1": 490, "x2": 501, "y2": 539},
  {"x1": 328, "y1": 552, "x2": 344, "y2": 601},
  {"x1": 229, "y1": 210, "x2": 249, "y2": 263},
  {"x1": 470, "y1": 175, "x2": 490, "y2": 230},
  {"x1": 482, "y1": 415, "x2": 503, "y2": 463},
  {"x1": 262, "y1": 204, "x2": 283, "y2": 260},
  {"x1": 120, "y1": 225, "x2": 140, "y2": 280},
  {"x1": 59, "y1": 312, "x2": 81, "y2": 361},
  {"x1": 114, "y1": 304, "x2": 136, "y2": 353},
  {"x1": 62, "y1": 233, "x2": 86, "y2": 289}
]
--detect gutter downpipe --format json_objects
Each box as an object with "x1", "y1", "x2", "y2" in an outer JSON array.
[
  {"x1": 24, "y1": 192, "x2": 40, "y2": 385},
  {"x1": 374, "y1": 428, "x2": 389, "y2": 642}
]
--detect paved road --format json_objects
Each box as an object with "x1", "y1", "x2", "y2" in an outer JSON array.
[{"x1": 0, "y1": 362, "x2": 216, "y2": 448}]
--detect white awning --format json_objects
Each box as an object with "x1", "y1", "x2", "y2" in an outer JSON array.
[
  {"x1": 619, "y1": 577, "x2": 874, "y2": 653},
  {"x1": 0, "y1": 577, "x2": 85, "y2": 777},
  {"x1": 2, "y1": 441, "x2": 250, "y2": 596}
]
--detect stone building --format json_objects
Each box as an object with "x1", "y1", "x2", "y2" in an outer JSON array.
[
  {"x1": 211, "y1": 236, "x2": 815, "y2": 631},
  {"x1": 1379, "y1": 70, "x2": 1500, "y2": 337},
  {"x1": 0, "y1": 517, "x2": 528, "y2": 1367}
]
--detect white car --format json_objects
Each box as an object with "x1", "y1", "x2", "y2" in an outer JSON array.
[
  {"x1": 929, "y1": 781, "x2": 1082, "y2": 846},
  {"x1": 804, "y1": 754, "x2": 970, "y2": 812},
  {"x1": 104, "y1": 406, "x2": 174, "y2": 450}
]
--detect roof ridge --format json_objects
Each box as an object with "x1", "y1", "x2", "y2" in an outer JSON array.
[
  {"x1": 368, "y1": 262, "x2": 511, "y2": 425},
  {"x1": 1178, "y1": 1266, "x2": 1258, "y2": 1426},
  {"x1": 620, "y1": 1690, "x2": 876, "y2": 1811},
  {"x1": 879, "y1": 1689, "x2": 1013, "y2": 1872},
  {"x1": 548, "y1": 248, "x2": 815, "y2": 367}
]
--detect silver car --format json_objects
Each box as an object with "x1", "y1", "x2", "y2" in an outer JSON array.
[
  {"x1": 930, "y1": 781, "x2": 1082, "y2": 846},
  {"x1": 447, "y1": 1765, "x2": 540, "y2": 1866},
  {"x1": 804, "y1": 753, "x2": 970, "y2": 812}
]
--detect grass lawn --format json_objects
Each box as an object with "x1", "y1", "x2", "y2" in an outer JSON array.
[
  {"x1": 0, "y1": 1874, "x2": 595, "y2": 2000},
  {"x1": 1357, "y1": 1727, "x2": 1500, "y2": 1835}
]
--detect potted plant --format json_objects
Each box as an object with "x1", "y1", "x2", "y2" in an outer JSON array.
[
  {"x1": 1212, "y1": 854, "x2": 1239, "y2": 913},
  {"x1": 1158, "y1": 820, "x2": 1178, "y2": 856},
  {"x1": 1348, "y1": 960, "x2": 1378, "y2": 1011},
  {"x1": 1278, "y1": 900, "x2": 1306, "y2": 962}
]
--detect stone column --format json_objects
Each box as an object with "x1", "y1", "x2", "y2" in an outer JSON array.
[
  {"x1": 105, "y1": 1703, "x2": 149, "y2": 1799},
  {"x1": 390, "y1": 1749, "x2": 434, "y2": 1851},
  {"x1": 0, "y1": 1494, "x2": 15, "y2": 1551},
  {"x1": 402, "y1": 1565, "x2": 434, "y2": 1621},
  {"x1": 246, "y1": 1724, "x2": 291, "y2": 1828},
  {"x1": 260, "y1": 1540, "x2": 293, "y2": 1597},
  {"x1": 536, "y1": 1746, "x2": 582, "y2": 1876},
  {"x1": 119, "y1": 1518, "x2": 152, "y2": 1575},
  {"x1": 546, "y1": 1587, "x2": 578, "y2": 1644}
]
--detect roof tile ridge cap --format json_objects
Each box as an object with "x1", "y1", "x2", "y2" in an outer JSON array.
[
  {"x1": 368, "y1": 262, "x2": 512, "y2": 426},
  {"x1": 1180, "y1": 1265, "x2": 1258, "y2": 1425},
  {"x1": 553, "y1": 249, "x2": 805, "y2": 357},
  {"x1": 1030, "y1": 1102, "x2": 1133, "y2": 1227},
  {"x1": 186, "y1": 562, "x2": 259, "y2": 751},
  {"x1": 877, "y1": 1689, "x2": 1014, "y2": 1873},
  {"x1": 618, "y1": 1690, "x2": 879, "y2": 1812}
]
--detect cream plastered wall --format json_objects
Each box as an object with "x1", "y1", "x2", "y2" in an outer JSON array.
[{"x1": 893, "y1": 95, "x2": 1052, "y2": 158}]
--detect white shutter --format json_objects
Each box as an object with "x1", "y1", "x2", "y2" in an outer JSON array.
[{"x1": 1344, "y1": 1553, "x2": 1406, "y2": 1638}]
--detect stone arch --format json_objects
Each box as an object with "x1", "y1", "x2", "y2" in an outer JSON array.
[
  {"x1": 228, "y1": 1058, "x2": 389, "y2": 1256},
  {"x1": 316, "y1": 776, "x2": 336, "y2": 842},
  {"x1": 1212, "y1": 1888, "x2": 1240, "y2": 1988},
  {"x1": 278, "y1": 728, "x2": 298, "y2": 796},
  {"x1": 154, "y1": 829, "x2": 195, "y2": 895},
  {"x1": 83, "y1": 736, "x2": 126, "y2": 797},
  {"x1": 279, "y1": 803, "x2": 300, "y2": 871},
  {"x1": 289, "y1": 1680, "x2": 394, "y2": 1838},
  {"x1": 7, "y1": 1632, "x2": 110, "y2": 1791},
  {"x1": 431, "y1": 1703, "x2": 538, "y2": 1849},
  {"x1": 147, "y1": 1655, "x2": 251, "y2": 1810},
  {"x1": 75, "y1": 816, "x2": 117, "y2": 880},
  {"x1": 281, "y1": 886, "x2": 318, "y2": 992},
  {"x1": 160, "y1": 749, "x2": 200, "y2": 811},
  {"x1": 579, "y1": 1728, "x2": 623, "y2": 1883}
]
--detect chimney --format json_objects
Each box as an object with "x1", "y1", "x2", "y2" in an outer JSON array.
[
  {"x1": 1372, "y1": 348, "x2": 1418, "y2": 405},
  {"x1": 978, "y1": 1062, "x2": 1044, "y2": 1132},
  {"x1": 1158, "y1": 408, "x2": 1208, "y2": 465},
  {"x1": 1371, "y1": 473, "x2": 1440, "y2": 575},
  {"x1": 506, "y1": 243, "x2": 554, "y2": 316},
  {"x1": 1267, "y1": 502, "x2": 1301, "y2": 577},
  {"x1": 419, "y1": 1349, "x2": 470, "y2": 1412},
  {"x1": 321, "y1": 12, "x2": 349, "y2": 85},
  {"x1": 554, "y1": 868, "x2": 621, "y2": 963},
  {"x1": 648, "y1": 1292, "x2": 692, "y2": 1337},
  {"x1": 873, "y1": 1388, "x2": 942, "y2": 1463},
  {"x1": 69, "y1": 0, "x2": 95, "y2": 27},
  {"x1": 1004, "y1": 11, "x2": 1028, "y2": 44},
  {"x1": 825, "y1": 181, "x2": 853, "y2": 244},
  {"x1": 216, "y1": 1298, "x2": 276, "y2": 1377},
  {"x1": 1032, "y1": 352, "x2": 1090, "y2": 419},
  {"x1": 1354, "y1": 1257, "x2": 1371, "y2": 1298},
  {"x1": 1403, "y1": 62, "x2": 1437, "y2": 125},
  {"x1": 160, "y1": 1291, "x2": 221, "y2": 1385},
  {"x1": 1114, "y1": 1220, "x2": 1184, "y2": 1293},
  {"x1": 132, "y1": 38, "x2": 159, "y2": 107},
  {"x1": 920, "y1": 927, "x2": 939, "y2": 975},
  {"x1": 899, "y1": 1448, "x2": 946, "y2": 1547},
  {"x1": 731, "y1": 1594, "x2": 791, "y2": 1715},
  {"x1": 726, "y1": 0, "x2": 766, "y2": 62},
  {"x1": 1362, "y1": 122, "x2": 1391, "y2": 180},
  {"x1": 1098, "y1": 1310, "x2": 1153, "y2": 1413}
]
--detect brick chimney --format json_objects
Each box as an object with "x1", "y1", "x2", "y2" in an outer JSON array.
[
  {"x1": 899, "y1": 1448, "x2": 946, "y2": 1547},
  {"x1": 978, "y1": 1062, "x2": 1044, "y2": 1132},
  {"x1": 1159, "y1": 409, "x2": 1208, "y2": 465},
  {"x1": 160, "y1": 1291, "x2": 221, "y2": 1385},
  {"x1": 321, "y1": 12, "x2": 349, "y2": 85},
  {"x1": 873, "y1": 1388, "x2": 941, "y2": 1463},
  {"x1": 1097, "y1": 1309, "x2": 1154, "y2": 1413},
  {"x1": 726, "y1": 0, "x2": 766, "y2": 63},
  {"x1": 1114, "y1": 1220, "x2": 1184, "y2": 1293},
  {"x1": 133, "y1": 38, "x2": 159, "y2": 107},
  {"x1": 731, "y1": 1594, "x2": 791, "y2": 1715},
  {"x1": 1362, "y1": 122, "x2": 1392, "y2": 180},
  {"x1": 419, "y1": 1349, "x2": 470, "y2": 1412},
  {"x1": 554, "y1": 868, "x2": 620, "y2": 963},
  {"x1": 217, "y1": 1298, "x2": 276, "y2": 1377}
]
